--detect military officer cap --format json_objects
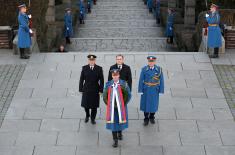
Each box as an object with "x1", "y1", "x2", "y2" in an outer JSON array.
[
  {"x1": 65, "y1": 8, "x2": 71, "y2": 11},
  {"x1": 147, "y1": 56, "x2": 157, "y2": 62},
  {"x1": 211, "y1": 3, "x2": 219, "y2": 9},
  {"x1": 110, "y1": 69, "x2": 120, "y2": 76},
  {"x1": 87, "y1": 54, "x2": 97, "y2": 60},
  {"x1": 18, "y1": 4, "x2": 26, "y2": 8}
]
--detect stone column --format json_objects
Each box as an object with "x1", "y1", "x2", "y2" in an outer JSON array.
[
  {"x1": 184, "y1": 0, "x2": 195, "y2": 25},
  {"x1": 46, "y1": 0, "x2": 55, "y2": 22}
]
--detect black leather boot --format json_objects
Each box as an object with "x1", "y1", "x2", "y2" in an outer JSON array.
[{"x1": 112, "y1": 132, "x2": 118, "y2": 148}]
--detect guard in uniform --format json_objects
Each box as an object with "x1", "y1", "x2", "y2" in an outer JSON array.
[
  {"x1": 166, "y1": 8, "x2": 174, "y2": 44},
  {"x1": 87, "y1": 0, "x2": 92, "y2": 13},
  {"x1": 108, "y1": 54, "x2": 132, "y2": 91},
  {"x1": 155, "y1": 0, "x2": 161, "y2": 24},
  {"x1": 79, "y1": 55, "x2": 104, "y2": 124},
  {"x1": 205, "y1": 4, "x2": 222, "y2": 58},
  {"x1": 147, "y1": 0, "x2": 154, "y2": 13},
  {"x1": 103, "y1": 69, "x2": 131, "y2": 148},
  {"x1": 78, "y1": 0, "x2": 85, "y2": 24},
  {"x1": 64, "y1": 8, "x2": 73, "y2": 44},
  {"x1": 18, "y1": 4, "x2": 32, "y2": 59},
  {"x1": 138, "y1": 56, "x2": 164, "y2": 126}
]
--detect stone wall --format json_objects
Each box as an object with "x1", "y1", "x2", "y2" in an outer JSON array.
[{"x1": 0, "y1": 0, "x2": 49, "y2": 51}]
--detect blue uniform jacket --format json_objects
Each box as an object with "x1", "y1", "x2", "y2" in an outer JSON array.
[
  {"x1": 104, "y1": 80, "x2": 131, "y2": 132},
  {"x1": 64, "y1": 13, "x2": 73, "y2": 37},
  {"x1": 138, "y1": 65, "x2": 164, "y2": 113},
  {"x1": 206, "y1": 11, "x2": 222, "y2": 48},
  {"x1": 18, "y1": 12, "x2": 31, "y2": 48},
  {"x1": 165, "y1": 13, "x2": 174, "y2": 37},
  {"x1": 78, "y1": 0, "x2": 86, "y2": 18},
  {"x1": 147, "y1": 0, "x2": 154, "y2": 10},
  {"x1": 155, "y1": 0, "x2": 161, "y2": 18}
]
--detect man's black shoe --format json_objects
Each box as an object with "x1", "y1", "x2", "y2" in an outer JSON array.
[
  {"x1": 84, "y1": 117, "x2": 89, "y2": 123},
  {"x1": 91, "y1": 119, "x2": 96, "y2": 124},
  {"x1": 150, "y1": 119, "x2": 155, "y2": 124},
  {"x1": 143, "y1": 119, "x2": 149, "y2": 126}
]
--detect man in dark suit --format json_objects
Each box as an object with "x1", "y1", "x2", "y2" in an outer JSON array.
[
  {"x1": 79, "y1": 55, "x2": 104, "y2": 124},
  {"x1": 108, "y1": 54, "x2": 132, "y2": 91}
]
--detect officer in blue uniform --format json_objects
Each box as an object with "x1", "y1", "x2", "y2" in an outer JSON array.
[
  {"x1": 78, "y1": 0, "x2": 85, "y2": 24},
  {"x1": 147, "y1": 0, "x2": 154, "y2": 13},
  {"x1": 18, "y1": 4, "x2": 31, "y2": 59},
  {"x1": 206, "y1": 4, "x2": 222, "y2": 58},
  {"x1": 138, "y1": 56, "x2": 164, "y2": 126},
  {"x1": 87, "y1": 0, "x2": 92, "y2": 13},
  {"x1": 64, "y1": 8, "x2": 73, "y2": 44},
  {"x1": 155, "y1": 0, "x2": 161, "y2": 24},
  {"x1": 103, "y1": 69, "x2": 131, "y2": 148},
  {"x1": 166, "y1": 8, "x2": 174, "y2": 44}
]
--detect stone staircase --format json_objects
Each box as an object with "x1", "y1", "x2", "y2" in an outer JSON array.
[{"x1": 68, "y1": 0, "x2": 175, "y2": 52}]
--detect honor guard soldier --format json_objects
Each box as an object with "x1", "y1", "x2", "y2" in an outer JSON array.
[
  {"x1": 166, "y1": 8, "x2": 174, "y2": 44},
  {"x1": 138, "y1": 56, "x2": 164, "y2": 126},
  {"x1": 147, "y1": 0, "x2": 154, "y2": 13},
  {"x1": 79, "y1": 55, "x2": 104, "y2": 124},
  {"x1": 18, "y1": 4, "x2": 32, "y2": 59},
  {"x1": 103, "y1": 69, "x2": 131, "y2": 148},
  {"x1": 155, "y1": 0, "x2": 161, "y2": 24},
  {"x1": 205, "y1": 4, "x2": 222, "y2": 58},
  {"x1": 64, "y1": 8, "x2": 73, "y2": 44},
  {"x1": 108, "y1": 54, "x2": 132, "y2": 91},
  {"x1": 78, "y1": 0, "x2": 85, "y2": 24}
]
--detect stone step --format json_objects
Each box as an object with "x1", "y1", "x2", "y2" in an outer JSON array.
[
  {"x1": 75, "y1": 27, "x2": 165, "y2": 38},
  {"x1": 67, "y1": 37, "x2": 170, "y2": 52},
  {"x1": 86, "y1": 13, "x2": 154, "y2": 20},
  {"x1": 91, "y1": 9, "x2": 150, "y2": 15},
  {"x1": 79, "y1": 20, "x2": 158, "y2": 28},
  {"x1": 93, "y1": 5, "x2": 147, "y2": 10},
  {"x1": 96, "y1": 2, "x2": 145, "y2": 6}
]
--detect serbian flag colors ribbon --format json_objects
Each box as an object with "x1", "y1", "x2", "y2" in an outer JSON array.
[{"x1": 106, "y1": 84, "x2": 127, "y2": 124}]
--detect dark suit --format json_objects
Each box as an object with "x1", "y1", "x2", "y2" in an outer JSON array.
[
  {"x1": 108, "y1": 64, "x2": 132, "y2": 90},
  {"x1": 79, "y1": 64, "x2": 104, "y2": 120}
]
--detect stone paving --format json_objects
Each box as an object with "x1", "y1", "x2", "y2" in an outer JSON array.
[{"x1": 0, "y1": 51, "x2": 234, "y2": 155}]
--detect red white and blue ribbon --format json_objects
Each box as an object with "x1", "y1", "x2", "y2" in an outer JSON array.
[{"x1": 106, "y1": 83, "x2": 126, "y2": 124}]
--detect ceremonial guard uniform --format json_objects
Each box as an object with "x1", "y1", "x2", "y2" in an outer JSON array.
[
  {"x1": 166, "y1": 8, "x2": 174, "y2": 44},
  {"x1": 147, "y1": 0, "x2": 154, "y2": 13},
  {"x1": 87, "y1": 0, "x2": 92, "y2": 13},
  {"x1": 18, "y1": 4, "x2": 31, "y2": 59},
  {"x1": 206, "y1": 4, "x2": 222, "y2": 58},
  {"x1": 138, "y1": 56, "x2": 164, "y2": 126},
  {"x1": 108, "y1": 55, "x2": 132, "y2": 91},
  {"x1": 79, "y1": 55, "x2": 104, "y2": 124},
  {"x1": 155, "y1": 0, "x2": 161, "y2": 24},
  {"x1": 78, "y1": 0, "x2": 85, "y2": 24},
  {"x1": 103, "y1": 69, "x2": 131, "y2": 148},
  {"x1": 64, "y1": 8, "x2": 73, "y2": 44}
]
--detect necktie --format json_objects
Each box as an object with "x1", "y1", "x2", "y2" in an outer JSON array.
[
  {"x1": 90, "y1": 66, "x2": 93, "y2": 70},
  {"x1": 118, "y1": 65, "x2": 122, "y2": 70}
]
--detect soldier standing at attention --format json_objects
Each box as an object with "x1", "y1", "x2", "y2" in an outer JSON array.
[
  {"x1": 108, "y1": 54, "x2": 132, "y2": 91},
  {"x1": 166, "y1": 8, "x2": 174, "y2": 44},
  {"x1": 205, "y1": 4, "x2": 222, "y2": 58},
  {"x1": 64, "y1": 8, "x2": 73, "y2": 44},
  {"x1": 79, "y1": 55, "x2": 104, "y2": 124},
  {"x1": 138, "y1": 56, "x2": 164, "y2": 126},
  {"x1": 103, "y1": 69, "x2": 131, "y2": 148},
  {"x1": 155, "y1": 0, "x2": 161, "y2": 24},
  {"x1": 18, "y1": 4, "x2": 32, "y2": 59}
]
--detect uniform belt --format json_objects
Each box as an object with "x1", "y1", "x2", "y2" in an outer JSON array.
[
  {"x1": 144, "y1": 82, "x2": 159, "y2": 86},
  {"x1": 209, "y1": 24, "x2": 218, "y2": 27}
]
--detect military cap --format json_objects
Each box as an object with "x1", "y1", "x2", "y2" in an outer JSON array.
[
  {"x1": 18, "y1": 4, "x2": 26, "y2": 8},
  {"x1": 87, "y1": 54, "x2": 97, "y2": 60},
  {"x1": 110, "y1": 69, "x2": 120, "y2": 75},
  {"x1": 211, "y1": 3, "x2": 219, "y2": 9},
  {"x1": 147, "y1": 56, "x2": 157, "y2": 62}
]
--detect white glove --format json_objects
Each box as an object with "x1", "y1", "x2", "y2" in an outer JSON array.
[
  {"x1": 67, "y1": 27, "x2": 69, "y2": 30},
  {"x1": 205, "y1": 14, "x2": 209, "y2": 18},
  {"x1": 29, "y1": 29, "x2": 33, "y2": 34},
  {"x1": 138, "y1": 92, "x2": 143, "y2": 95},
  {"x1": 170, "y1": 27, "x2": 172, "y2": 30},
  {"x1": 28, "y1": 14, "x2": 32, "y2": 19}
]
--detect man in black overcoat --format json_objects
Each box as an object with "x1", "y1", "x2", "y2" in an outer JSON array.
[
  {"x1": 79, "y1": 55, "x2": 104, "y2": 124},
  {"x1": 108, "y1": 54, "x2": 132, "y2": 91}
]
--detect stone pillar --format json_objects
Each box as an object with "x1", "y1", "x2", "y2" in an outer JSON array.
[
  {"x1": 46, "y1": 0, "x2": 55, "y2": 22},
  {"x1": 168, "y1": 0, "x2": 176, "y2": 8},
  {"x1": 184, "y1": 0, "x2": 195, "y2": 25}
]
